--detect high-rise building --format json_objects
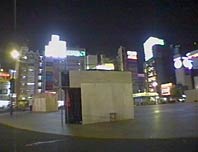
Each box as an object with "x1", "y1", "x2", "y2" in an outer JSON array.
[
  {"x1": 44, "y1": 48, "x2": 86, "y2": 92},
  {"x1": 143, "y1": 37, "x2": 175, "y2": 93},
  {"x1": 173, "y1": 54, "x2": 193, "y2": 90},
  {"x1": 174, "y1": 49, "x2": 198, "y2": 89},
  {"x1": 186, "y1": 49, "x2": 198, "y2": 89},
  {"x1": 117, "y1": 46, "x2": 143, "y2": 93},
  {"x1": 85, "y1": 55, "x2": 98, "y2": 70},
  {"x1": 137, "y1": 73, "x2": 146, "y2": 92},
  {"x1": 16, "y1": 46, "x2": 42, "y2": 102},
  {"x1": 117, "y1": 46, "x2": 127, "y2": 71},
  {"x1": 0, "y1": 71, "x2": 10, "y2": 102},
  {"x1": 65, "y1": 48, "x2": 86, "y2": 71}
]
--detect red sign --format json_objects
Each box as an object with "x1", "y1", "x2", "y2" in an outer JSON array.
[{"x1": 0, "y1": 72, "x2": 10, "y2": 77}]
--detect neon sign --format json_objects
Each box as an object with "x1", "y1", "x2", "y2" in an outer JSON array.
[
  {"x1": 174, "y1": 57, "x2": 193, "y2": 69},
  {"x1": 127, "y1": 51, "x2": 137, "y2": 60},
  {"x1": 143, "y1": 37, "x2": 164, "y2": 61},
  {"x1": 66, "y1": 50, "x2": 86, "y2": 57}
]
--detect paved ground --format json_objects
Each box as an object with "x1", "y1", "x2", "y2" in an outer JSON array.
[
  {"x1": 0, "y1": 102, "x2": 197, "y2": 139},
  {"x1": 1, "y1": 124, "x2": 198, "y2": 152}
]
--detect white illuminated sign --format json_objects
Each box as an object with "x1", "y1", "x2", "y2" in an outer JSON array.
[
  {"x1": 174, "y1": 56, "x2": 193, "y2": 69},
  {"x1": 45, "y1": 35, "x2": 67, "y2": 58},
  {"x1": 174, "y1": 57, "x2": 182, "y2": 69},
  {"x1": 143, "y1": 37, "x2": 164, "y2": 61},
  {"x1": 161, "y1": 83, "x2": 173, "y2": 96},
  {"x1": 182, "y1": 57, "x2": 193, "y2": 69},
  {"x1": 127, "y1": 51, "x2": 137, "y2": 60}
]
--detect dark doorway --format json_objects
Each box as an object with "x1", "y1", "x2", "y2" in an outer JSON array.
[{"x1": 65, "y1": 88, "x2": 82, "y2": 124}]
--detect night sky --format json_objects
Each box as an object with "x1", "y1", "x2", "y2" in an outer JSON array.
[{"x1": 0, "y1": 0, "x2": 198, "y2": 67}]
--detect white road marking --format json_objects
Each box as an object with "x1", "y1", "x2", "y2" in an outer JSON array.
[{"x1": 25, "y1": 139, "x2": 64, "y2": 147}]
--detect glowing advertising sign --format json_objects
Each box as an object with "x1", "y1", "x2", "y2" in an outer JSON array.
[
  {"x1": 45, "y1": 35, "x2": 67, "y2": 58},
  {"x1": 174, "y1": 57, "x2": 193, "y2": 69},
  {"x1": 96, "y1": 63, "x2": 115, "y2": 70},
  {"x1": 127, "y1": 51, "x2": 137, "y2": 60},
  {"x1": 161, "y1": 83, "x2": 173, "y2": 96},
  {"x1": 143, "y1": 37, "x2": 164, "y2": 61},
  {"x1": 66, "y1": 50, "x2": 86, "y2": 57},
  {"x1": 0, "y1": 73, "x2": 10, "y2": 77},
  {"x1": 186, "y1": 51, "x2": 198, "y2": 69}
]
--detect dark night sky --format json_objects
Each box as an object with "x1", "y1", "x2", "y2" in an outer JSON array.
[{"x1": 0, "y1": 0, "x2": 198, "y2": 67}]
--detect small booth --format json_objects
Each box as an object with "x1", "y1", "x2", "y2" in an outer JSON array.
[
  {"x1": 32, "y1": 93, "x2": 58, "y2": 112},
  {"x1": 62, "y1": 71, "x2": 134, "y2": 124}
]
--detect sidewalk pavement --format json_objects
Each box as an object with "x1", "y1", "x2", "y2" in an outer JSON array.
[{"x1": 0, "y1": 102, "x2": 198, "y2": 139}]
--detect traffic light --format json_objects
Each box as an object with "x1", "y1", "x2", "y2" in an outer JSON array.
[{"x1": 10, "y1": 78, "x2": 15, "y2": 93}]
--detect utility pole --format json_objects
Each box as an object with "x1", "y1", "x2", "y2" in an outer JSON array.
[
  {"x1": 10, "y1": 78, "x2": 15, "y2": 116},
  {"x1": 14, "y1": 0, "x2": 16, "y2": 32}
]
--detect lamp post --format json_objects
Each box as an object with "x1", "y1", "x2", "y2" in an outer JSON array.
[
  {"x1": 10, "y1": 49, "x2": 20, "y2": 115},
  {"x1": 14, "y1": 0, "x2": 16, "y2": 32},
  {"x1": 10, "y1": 49, "x2": 20, "y2": 82}
]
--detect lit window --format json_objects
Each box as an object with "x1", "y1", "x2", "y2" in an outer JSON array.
[
  {"x1": 27, "y1": 83, "x2": 35, "y2": 85},
  {"x1": 38, "y1": 76, "x2": 42, "y2": 80},
  {"x1": 38, "y1": 82, "x2": 42, "y2": 87},
  {"x1": 29, "y1": 69, "x2": 34, "y2": 71}
]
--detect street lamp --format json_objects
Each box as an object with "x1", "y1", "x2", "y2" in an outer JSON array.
[
  {"x1": 10, "y1": 49, "x2": 20, "y2": 80},
  {"x1": 10, "y1": 49, "x2": 20, "y2": 115},
  {"x1": 11, "y1": 49, "x2": 20, "y2": 60}
]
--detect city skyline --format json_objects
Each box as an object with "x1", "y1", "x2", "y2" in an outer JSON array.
[{"x1": 0, "y1": 0, "x2": 198, "y2": 67}]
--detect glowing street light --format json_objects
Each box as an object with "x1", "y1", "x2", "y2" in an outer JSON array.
[
  {"x1": 10, "y1": 49, "x2": 20, "y2": 60},
  {"x1": 10, "y1": 49, "x2": 21, "y2": 115}
]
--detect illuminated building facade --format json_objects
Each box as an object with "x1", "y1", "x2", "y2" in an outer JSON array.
[
  {"x1": 144, "y1": 37, "x2": 175, "y2": 93},
  {"x1": 126, "y1": 51, "x2": 139, "y2": 92},
  {"x1": 85, "y1": 54, "x2": 115, "y2": 71},
  {"x1": 0, "y1": 71, "x2": 10, "y2": 101},
  {"x1": 137, "y1": 73, "x2": 146, "y2": 92},
  {"x1": 44, "y1": 35, "x2": 86, "y2": 93},
  {"x1": 65, "y1": 48, "x2": 86, "y2": 71},
  {"x1": 16, "y1": 47, "x2": 42, "y2": 101},
  {"x1": 174, "y1": 49, "x2": 198, "y2": 89},
  {"x1": 186, "y1": 49, "x2": 198, "y2": 89},
  {"x1": 44, "y1": 48, "x2": 86, "y2": 92},
  {"x1": 161, "y1": 83, "x2": 174, "y2": 96},
  {"x1": 117, "y1": 46, "x2": 143, "y2": 93},
  {"x1": 144, "y1": 59, "x2": 157, "y2": 92},
  {"x1": 173, "y1": 54, "x2": 193, "y2": 90},
  {"x1": 85, "y1": 55, "x2": 98, "y2": 70}
]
